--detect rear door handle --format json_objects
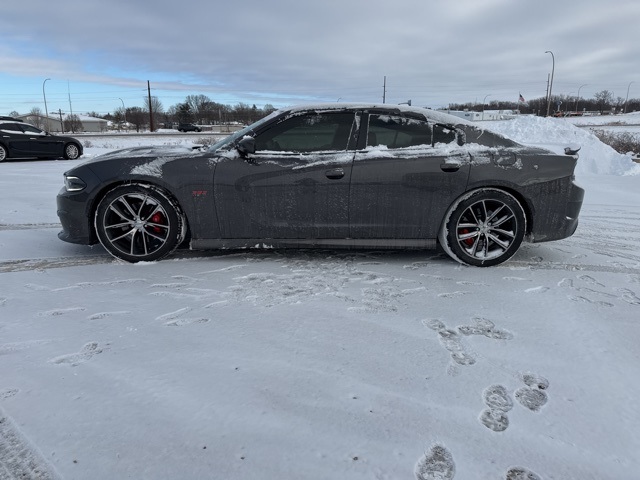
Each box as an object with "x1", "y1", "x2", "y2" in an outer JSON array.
[
  {"x1": 325, "y1": 168, "x2": 345, "y2": 179},
  {"x1": 440, "y1": 163, "x2": 460, "y2": 172}
]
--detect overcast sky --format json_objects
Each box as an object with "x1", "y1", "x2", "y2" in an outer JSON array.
[{"x1": 2, "y1": 0, "x2": 639, "y2": 116}]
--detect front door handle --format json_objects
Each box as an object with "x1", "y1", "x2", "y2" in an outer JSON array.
[{"x1": 325, "y1": 168, "x2": 345, "y2": 179}]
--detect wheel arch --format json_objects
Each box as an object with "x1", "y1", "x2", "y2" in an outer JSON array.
[
  {"x1": 0, "y1": 142, "x2": 9, "y2": 161},
  {"x1": 437, "y1": 186, "x2": 529, "y2": 267},
  {"x1": 88, "y1": 180, "x2": 192, "y2": 244},
  {"x1": 453, "y1": 183, "x2": 534, "y2": 236},
  {"x1": 63, "y1": 141, "x2": 82, "y2": 159}
]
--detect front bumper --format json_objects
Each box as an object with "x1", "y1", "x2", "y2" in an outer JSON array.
[{"x1": 57, "y1": 186, "x2": 97, "y2": 245}]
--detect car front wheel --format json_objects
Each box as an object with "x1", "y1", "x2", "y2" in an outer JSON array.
[
  {"x1": 95, "y1": 184, "x2": 186, "y2": 263},
  {"x1": 64, "y1": 143, "x2": 81, "y2": 160},
  {"x1": 439, "y1": 189, "x2": 526, "y2": 267}
]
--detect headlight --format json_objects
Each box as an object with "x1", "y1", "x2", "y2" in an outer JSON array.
[{"x1": 64, "y1": 175, "x2": 86, "y2": 192}]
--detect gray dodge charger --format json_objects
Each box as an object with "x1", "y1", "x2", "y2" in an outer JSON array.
[{"x1": 57, "y1": 104, "x2": 584, "y2": 266}]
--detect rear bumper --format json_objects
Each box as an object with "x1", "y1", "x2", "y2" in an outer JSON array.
[{"x1": 530, "y1": 181, "x2": 585, "y2": 243}]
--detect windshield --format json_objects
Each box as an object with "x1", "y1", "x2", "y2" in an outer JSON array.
[{"x1": 207, "y1": 110, "x2": 282, "y2": 152}]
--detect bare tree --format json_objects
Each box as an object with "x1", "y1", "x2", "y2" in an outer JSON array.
[
  {"x1": 127, "y1": 107, "x2": 147, "y2": 132},
  {"x1": 185, "y1": 94, "x2": 211, "y2": 122},
  {"x1": 594, "y1": 90, "x2": 614, "y2": 114},
  {"x1": 28, "y1": 107, "x2": 44, "y2": 128},
  {"x1": 64, "y1": 114, "x2": 83, "y2": 133},
  {"x1": 144, "y1": 96, "x2": 164, "y2": 129}
]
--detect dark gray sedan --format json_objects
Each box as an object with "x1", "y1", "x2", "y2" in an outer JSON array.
[{"x1": 56, "y1": 104, "x2": 584, "y2": 266}]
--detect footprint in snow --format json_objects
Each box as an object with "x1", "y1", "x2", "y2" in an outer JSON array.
[
  {"x1": 524, "y1": 286, "x2": 549, "y2": 294},
  {"x1": 414, "y1": 444, "x2": 455, "y2": 480},
  {"x1": 515, "y1": 373, "x2": 549, "y2": 412},
  {"x1": 458, "y1": 317, "x2": 513, "y2": 340},
  {"x1": 618, "y1": 288, "x2": 640, "y2": 305},
  {"x1": 49, "y1": 342, "x2": 104, "y2": 366},
  {"x1": 479, "y1": 385, "x2": 513, "y2": 432},
  {"x1": 577, "y1": 274, "x2": 605, "y2": 287},
  {"x1": 506, "y1": 466, "x2": 542, "y2": 480},
  {"x1": 424, "y1": 319, "x2": 476, "y2": 368},
  {"x1": 0, "y1": 388, "x2": 20, "y2": 400},
  {"x1": 568, "y1": 295, "x2": 614, "y2": 308},
  {"x1": 165, "y1": 317, "x2": 210, "y2": 327}
]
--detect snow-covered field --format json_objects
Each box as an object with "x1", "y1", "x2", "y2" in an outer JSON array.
[{"x1": 0, "y1": 115, "x2": 639, "y2": 480}]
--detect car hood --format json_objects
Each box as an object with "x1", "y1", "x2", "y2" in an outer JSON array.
[
  {"x1": 66, "y1": 144, "x2": 210, "y2": 181},
  {"x1": 82, "y1": 144, "x2": 205, "y2": 164},
  {"x1": 49, "y1": 133, "x2": 82, "y2": 143}
]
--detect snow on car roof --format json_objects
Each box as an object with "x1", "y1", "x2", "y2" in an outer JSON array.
[{"x1": 277, "y1": 102, "x2": 475, "y2": 126}]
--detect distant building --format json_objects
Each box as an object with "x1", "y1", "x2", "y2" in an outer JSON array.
[
  {"x1": 443, "y1": 110, "x2": 520, "y2": 122},
  {"x1": 16, "y1": 113, "x2": 108, "y2": 133}
]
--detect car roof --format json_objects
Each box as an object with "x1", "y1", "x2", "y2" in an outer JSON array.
[{"x1": 277, "y1": 102, "x2": 475, "y2": 127}]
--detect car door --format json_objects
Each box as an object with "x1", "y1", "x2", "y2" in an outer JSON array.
[
  {"x1": 12, "y1": 124, "x2": 62, "y2": 157},
  {"x1": 214, "y1": 111, "x2": 358, "y2": 239},
  {"x1": 349, "y1": 112, "x2": 471, "y2": 239}
]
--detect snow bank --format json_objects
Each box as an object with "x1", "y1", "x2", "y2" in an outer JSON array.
[{"x1": 484, "y1": 115, "x2": 640, "y2": 176}]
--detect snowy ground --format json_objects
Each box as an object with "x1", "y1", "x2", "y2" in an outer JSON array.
[{"x1": 0, "y1": 116, "x2": 639, "y2": 480}]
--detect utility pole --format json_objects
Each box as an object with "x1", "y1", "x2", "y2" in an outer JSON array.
[
  {"x1": 147, "y1": 80, "x2": 154, "y2": 132},
  {"x1": 67, "y1": 81, "x2": 75, "y2": 133},
  {"x1": 382, "y1": 76, "x2": 386, "y2": 104},
  {"x1": 57, "y1": 109, "x2": 65, "y2": 133}
]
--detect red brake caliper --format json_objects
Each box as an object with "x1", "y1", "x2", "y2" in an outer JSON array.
[
  {"x1": 150, "y1": 212, "x2": 165, "y2": 233},
  {"x1": 460, "y1": 228, "x2": 474, "y2": 247}
]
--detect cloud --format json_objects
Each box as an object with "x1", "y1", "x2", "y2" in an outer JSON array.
[{"x1": 1, "y1": 0, "x2": 640, "y2": 112}]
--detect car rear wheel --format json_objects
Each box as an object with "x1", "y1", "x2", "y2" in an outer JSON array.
[
  {"x1": 0, "y1": 145, "x2": 7, "y2": 162},
  {"x1": 439, "y1": 189, "x2": 526, "y2": 267},
  {"x1": 64, "y1": 143, "x2": 81, "y2": 160},
  {"x1": 95, "y1": 184, "x2": 186, "y2": 263}
]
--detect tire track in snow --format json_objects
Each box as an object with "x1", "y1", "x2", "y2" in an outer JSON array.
[
  {"x1": 0, "y1": 408, "x2": 60, "y2": 479},
  {"x1": 0, "y1": 223, "x2": 60, "y2": 231}
]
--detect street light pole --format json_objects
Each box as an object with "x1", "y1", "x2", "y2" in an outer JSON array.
[
  {"x1": 119, "y1": 98, "x2": 127, "y2": 130},
  {"x1": 624, "y1": 81, "x2": 634, "y2": 114},
  {"x1": 482, "y1": 94, "x2": 491, "y2": 120},
  {"x1": 545, "y1": 51, "x2": 555, "y2": 117},
  {"x1": 42, "y1": 78, "x2": 51, "y2": 131},
  {"x1": 576, "y1": 84, "x2": 587, "y2": 113}
]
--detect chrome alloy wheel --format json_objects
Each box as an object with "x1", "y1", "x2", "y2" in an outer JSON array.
[
  {"x1": 455, "y1": 198, "x2": 519, "y2": 261},
  {"x1": 100, "y1": 192, "x2": 171, "y2": 259},
  {"x1": 440, "y1": 188, "x2": 526, "y2": 267},
  {"x1": 64, "y1": 143, "x2": 80, "y2": 159}
]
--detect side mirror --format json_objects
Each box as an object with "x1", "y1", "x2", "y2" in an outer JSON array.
[
  {"x1": 456, "y1": 128, "x2": 466, "y2": 146},
  {"x1": 236, "y1": 136, "x2": 256, "y2": 157}
]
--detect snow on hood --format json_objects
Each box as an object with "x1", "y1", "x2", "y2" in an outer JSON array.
[{"x1": 86, "y1": 144, "x2": 204, "y2": 163}]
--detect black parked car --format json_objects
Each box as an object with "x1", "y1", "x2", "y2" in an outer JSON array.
[
  {"x1": 57, "y1": 104, "x2": 584, "y2": 266},
  {"x1": 177, "y1": 123, "x2": 202, "y2": 132},
  {"x1": 0, "y1": 118, "x2": 83, "y2": 161}
]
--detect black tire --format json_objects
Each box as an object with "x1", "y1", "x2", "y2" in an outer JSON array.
[
  {"x1": 64, "y1": 143, "x2": 81, "y2": 160},
  {"x1": 439, "y1": 189, "x2": 526, "y2": 267},
  {"x1": 0, "y1": 144, "x2": 7, "y2": 162},
  {"x1": 95, "y1": 184, "x2": 186, "y2": 263}
]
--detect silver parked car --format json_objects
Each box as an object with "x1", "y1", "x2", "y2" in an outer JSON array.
[{"x1": 57, "y1": 103, "x2": 584, "y2": 266}]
